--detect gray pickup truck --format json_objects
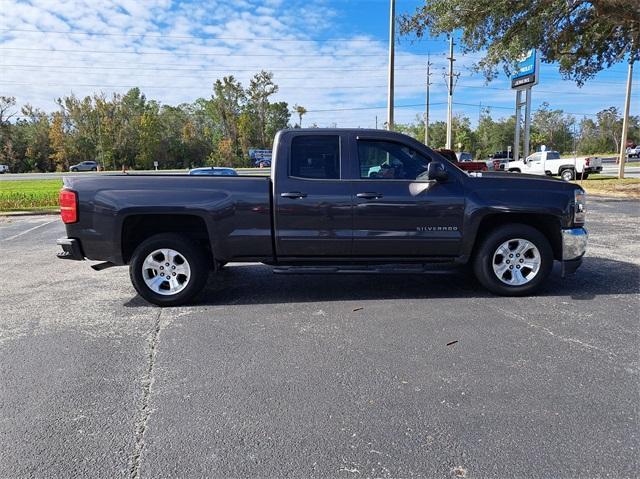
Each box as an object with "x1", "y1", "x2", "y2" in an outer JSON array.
[{"x1": 57, "y1": 129, "x2": 588, "y2": 306}]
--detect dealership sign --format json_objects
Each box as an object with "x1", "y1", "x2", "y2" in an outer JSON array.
[
  {"x1": 511, "y1": 49, "x2": 540, "y2": 89},
  {"x1": 249, "y1": 149, "x2": 272, "y2": 160}
]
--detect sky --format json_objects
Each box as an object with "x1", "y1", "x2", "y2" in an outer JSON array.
[{"x1": 1, "y1": 0, "x2": 638, "y2": 129}]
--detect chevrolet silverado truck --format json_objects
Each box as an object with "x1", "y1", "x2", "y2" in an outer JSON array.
[
  {"x1": 507, "y1": 150, "x2": 603, "y2": 181},
  {"x1": 56, "y1": 129, "x2": 588, "y2": 306}
]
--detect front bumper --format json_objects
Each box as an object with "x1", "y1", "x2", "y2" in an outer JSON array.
[
  {"x1": 561, "y1": 227, "x2": 587, "y2": 277},
  {"x1": 562, "y1": 227, "x2": 588, "y2": 260},
  {"x1": 56, "y1": 237, "x2": 85, "y2": 260}
]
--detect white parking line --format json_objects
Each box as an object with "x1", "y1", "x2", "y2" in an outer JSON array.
[{"x1": 3, "y1": 219, "x2": 58, "y2": 242}]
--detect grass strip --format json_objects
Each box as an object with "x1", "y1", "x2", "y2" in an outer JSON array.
[{"x1": 0, "y1": 179, "x2": 63, "y2": 211}]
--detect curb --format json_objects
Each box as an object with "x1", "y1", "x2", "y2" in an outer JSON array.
[{"x1": 0, "y1": 210, "x2": 60, "y2": 217}]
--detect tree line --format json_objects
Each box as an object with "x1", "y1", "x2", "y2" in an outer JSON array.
[
  {"x1": 0, "y1": 71, "x2": 301, "y2": 173},
  {"x1": 396, "y1": 103, "x2": 639, "y2": 160},
  {"x1": 1, "y1": 72, "x2": 638, "y2": 173}
]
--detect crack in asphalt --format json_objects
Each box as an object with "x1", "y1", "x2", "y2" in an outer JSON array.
[
  {"x1": 129, "y1": 309, "x2": 162, "y2": 479},
  {"x1": 490, "y1": 305, "x2": 621, "y2": 360}
]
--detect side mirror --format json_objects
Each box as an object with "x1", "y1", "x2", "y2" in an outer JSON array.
[{"x1": 427, "y1": 162, "x2": 448, "y2": 182}]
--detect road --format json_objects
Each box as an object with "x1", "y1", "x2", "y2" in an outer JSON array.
[
  {"x1": 0, "y1": 169, "x2": 269, "y2": 181},
  {"x1": 1, "y1": 198, "x2": 639, "y2": 478},
  {"x1": 601, "y1": 166, "x2": 640, "y2": 178}
]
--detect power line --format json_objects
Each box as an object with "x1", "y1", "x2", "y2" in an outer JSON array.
[
  {"x1": 0, "y1": 80, "x2": 443, "y2": 90},
  {"x1": 0, "y1": 27, "x2": 447, "y2": 44},
  {"x1": 0, "y1": 62, "x2": 434, "y2": 73},
  {"x1": 7, "y1": 100, "x2": 606, "y2": 120},
  {"x1": 0, "y1": 78, "x2": 627, "y2": 97},
  {"x1": 0, "y1": 46, "x2": 434, "y2": 58}
]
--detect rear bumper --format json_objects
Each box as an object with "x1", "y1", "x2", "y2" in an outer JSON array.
[
  {"x1": 56, "y1": 237, "x2": 85, "y2": 260},
  {"x1": 584, "y1": 166, "x2": 602, "y2": 173}
]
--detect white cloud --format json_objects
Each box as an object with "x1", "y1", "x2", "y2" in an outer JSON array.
[{"x1": 0, "y1": 0, "x2": 636, "y2": 128}]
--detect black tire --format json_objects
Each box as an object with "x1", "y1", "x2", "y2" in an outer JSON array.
[
  {"x1": 71, "y1": 167, "x2": 78, "y2": 172},
  {"x1": 473, "y1": 224, "x2": 553, "y2": 296},
  {"x1": 560, "y1": 168, "x2": 575, "y2": 181},
  {"x1": 129, "y1": 233, "x2": 209, "y2": 306},
  {"x1": 579, "y1": 173, "x2": 589, "y2": 180},
  {"x1": 91, "y1": 167, "x2": 97, "y2": 171}
]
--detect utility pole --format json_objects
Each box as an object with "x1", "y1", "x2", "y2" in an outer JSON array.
[
  {"x1": 386, "y1": 0, "x2": 395, "y2": 130},
  {"x1": 618, "y1": 59, "x2": 634, "y2": 179},
  {"x1": 424, "y1": 55, "x2": 432, "y2": 145},
  {"x1": 444, "y1": 36, "x2": 459, "y2": 149}
]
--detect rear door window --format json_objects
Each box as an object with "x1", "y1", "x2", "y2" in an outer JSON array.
[{"x1": 290, "y1": 135, "x2": 340, "y2": 179}]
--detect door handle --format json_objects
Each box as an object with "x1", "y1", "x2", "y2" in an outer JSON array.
[
  {"x1": 280, "y1": 191, "x2": 307, "y2": 199},
  {"x1": 356, "y1": 192, "x2": 384, "y2": 200}
]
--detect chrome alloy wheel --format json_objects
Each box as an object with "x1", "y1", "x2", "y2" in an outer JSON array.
[
  {"x1": 492, "y1": 238, "x2": 541, "y2": 286},
  {"x1": 141, "y1": 248, "x2": 191, "y2": 295}
]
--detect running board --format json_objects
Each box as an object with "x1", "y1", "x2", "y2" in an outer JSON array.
[
  {"x1": 91, "y1": 261, "x2": 116, "y2": 271},
  {"x1": 273, "y1": 264, "x2": 460, "y2": 275}
]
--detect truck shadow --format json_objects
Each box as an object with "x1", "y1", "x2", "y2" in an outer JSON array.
[{"x1": 123, "y1": 256, "x2": 638, "y2": 307}]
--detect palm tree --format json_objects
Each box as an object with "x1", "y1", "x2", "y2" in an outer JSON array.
[{"x1": 293, "y1": 104, "x2": 307, "y2": 128}]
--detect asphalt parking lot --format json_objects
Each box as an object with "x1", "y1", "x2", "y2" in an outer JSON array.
[{"x1": 1, "y1": 196, "x2": 638, "y2": 478}]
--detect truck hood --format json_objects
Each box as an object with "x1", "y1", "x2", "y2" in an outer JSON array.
[{"x1": 469, "y1": 171, "x2": 583, "y2": 192}]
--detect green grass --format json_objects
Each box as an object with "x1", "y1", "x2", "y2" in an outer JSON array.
[
  {"x1": 0, "y1": 179, "x2": 63, "y2": 211},
  {"x1": 573, "y1": 176, "x2": 640, "y2": 197},
  {"x1": 560, "y1": 152, "x2": 617, "y2": 159}
]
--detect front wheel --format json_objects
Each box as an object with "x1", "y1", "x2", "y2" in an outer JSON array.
[
  {"x1": 473, "y1": 224, "x2": 553, "y2": 296},
  {"x1": 129, "y1": 233, "x2": 209, "y2": 306}
]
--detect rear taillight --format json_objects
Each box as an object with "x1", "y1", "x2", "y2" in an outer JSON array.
[
  {"x1": 59, "y1": 189, "x2": 78, "y2": 224},
  {"x1": 585, "y1": 157, "x2": 590, "y2": 166}
]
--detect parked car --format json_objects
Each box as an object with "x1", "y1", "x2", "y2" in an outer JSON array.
[
  {"x1": 507, "y1": 151, "x2": 602, "y2": 181},
  {"x1": 189, "y1": 167, "x2": 238, "y2": 176},
  {"x1": 626, "y1": 146, "x2": 640, "y2": 159},
  {"x1": 69, "y1": 161, "x2": 99, "y2": 172},
  {"x1": 0, "y1": 164, "x2": 9, "y2": 174},
  {"x1": 56, "y1": 128, "x2": 587, "y2": 306},
  {"x1": 437, "y1": 149, "x2": 487, "y2": 172}
]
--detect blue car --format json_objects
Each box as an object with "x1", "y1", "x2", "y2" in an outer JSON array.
[{"x1": 189, "y1": 167, "x2": 238, "y2": 176}]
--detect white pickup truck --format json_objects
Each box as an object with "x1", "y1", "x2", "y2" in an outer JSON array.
[{"x1": 506, "y1": 150, "x2": 602, "y2": 181}]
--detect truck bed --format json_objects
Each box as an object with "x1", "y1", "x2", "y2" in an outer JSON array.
[{"x1": 63, "y1": 174, "x2": 273, "y2": 265}]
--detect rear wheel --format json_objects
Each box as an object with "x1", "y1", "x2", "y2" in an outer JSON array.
[
  {"x1": 473, "y1": 224, "x2": 553, "y2": 296},
  {"x1": 71, "y1": 167, "x2": 78, "y2": 172},
  {"x1": 560, "y1": 168, "x2": 575, "y2": 181},
  {"x1": 578, "y1": 172, "x2": 589, "y2": 180},
  {"x1": 129, "y1": 233, "x2": 209, "y2": 306}
]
